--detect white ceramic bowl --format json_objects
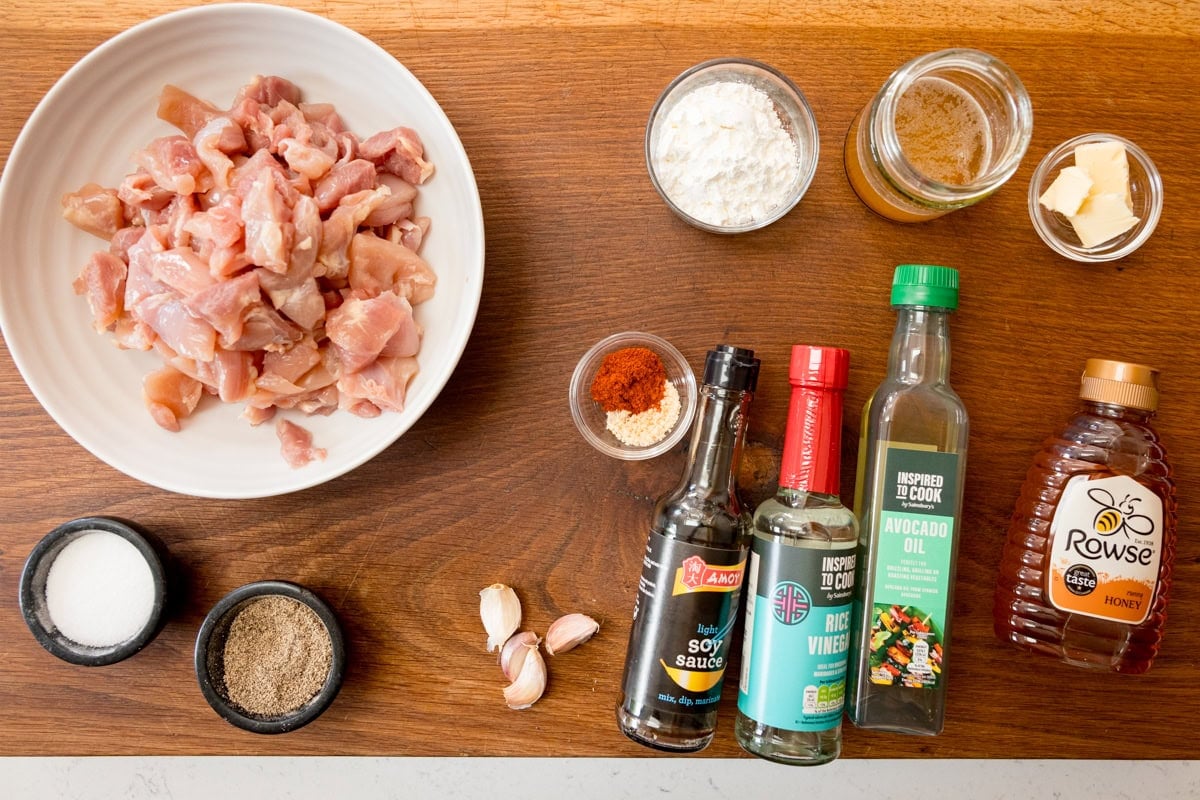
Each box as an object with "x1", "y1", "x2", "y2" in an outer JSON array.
[
  {"x1": 0, "y1": 4, "x2": 485, "y2": 498},
  {"x1": 1028, "y1": 133, "x2": 1162, "y2": 263},
  {"x1": 569, "y1": 332, "x2": 698, "y2": 460}
]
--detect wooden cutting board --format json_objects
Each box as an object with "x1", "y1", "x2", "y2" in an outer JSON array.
[{"x1": 0, "y1": 0, "x2": 1197, "y2": 757}]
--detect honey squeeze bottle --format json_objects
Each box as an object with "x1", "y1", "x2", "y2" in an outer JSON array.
[
  {"x1": 617, "y1": 345, "x2": 760, "y2": 752},
  {"x1": 994, "y1": 360, "x2": 1177, "y2": 673},
  {"x1": 847, "y1": 265, "x2": 967, "y2": 736}
]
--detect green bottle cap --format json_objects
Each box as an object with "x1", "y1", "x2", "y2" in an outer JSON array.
[{"x1": 890, "y1": 264, "x2": 959, "y2": 310}]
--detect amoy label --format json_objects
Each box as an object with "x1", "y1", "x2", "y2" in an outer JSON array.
[
  {"x1": 866, "y1": 444, "x2": 959, "y2": 689},
  {"x1": 621, "y1": 532, "x2": 746, "y2": 713},
  {"x1": 738, "y1": 539, "x2": 855, "y2": 732},
  {"x1": 1047, "y1": 474, "x2": 1163, "y2": 624}
]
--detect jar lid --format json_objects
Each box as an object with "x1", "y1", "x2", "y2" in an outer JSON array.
[
  {"x1": 1079, "y1": 358, "x2": 1159, "y2": 412},
  {"x1": 891, "y1": 264, "x2": 959, "y2": 310}
]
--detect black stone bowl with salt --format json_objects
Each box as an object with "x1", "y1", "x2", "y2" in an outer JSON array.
[{"x1": 19, "y1": 516, "x2": 168, "y2": 666}]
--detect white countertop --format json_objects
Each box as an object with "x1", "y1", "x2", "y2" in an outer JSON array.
[{"x1": 2, "y1": 758, "x2": 1197, "y2": 798}]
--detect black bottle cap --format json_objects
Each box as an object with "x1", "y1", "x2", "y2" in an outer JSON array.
[{"x1": 703, "y1": 345, "x2": 760, "y2": 393}]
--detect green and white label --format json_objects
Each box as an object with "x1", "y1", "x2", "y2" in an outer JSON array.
[
  {"x1": 737, "y1": 539, "x2": 855, "y2": 732},
  {"x1": 865, "y1": 445, "x2": 959, "y2": 689}
]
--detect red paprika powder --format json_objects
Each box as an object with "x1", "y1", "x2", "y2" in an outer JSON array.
[{"x1": 591, "y1": 347, "x2": 667, "y2": 414}]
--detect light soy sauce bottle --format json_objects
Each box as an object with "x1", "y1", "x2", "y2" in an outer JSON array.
[{"x1": 617, "y1": 345, "x2": 760, "y2": 752}]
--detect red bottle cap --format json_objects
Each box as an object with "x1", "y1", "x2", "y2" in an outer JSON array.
[
  {"x1": 790, "y1": 345, "x2": 850, "y2": 390},
  {"x1": 780, "y1": 346, "x2": 850, "y2": 494}
]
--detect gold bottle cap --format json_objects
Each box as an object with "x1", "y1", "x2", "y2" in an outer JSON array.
[{"x1": 1079, "y1": 359, "x2": 1159, "y2": 412}]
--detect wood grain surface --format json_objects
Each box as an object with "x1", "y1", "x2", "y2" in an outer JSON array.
[{"x1": 1, "y1": 0, "x2": 1198, "y2": 757}]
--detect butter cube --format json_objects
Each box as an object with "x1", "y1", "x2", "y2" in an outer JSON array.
[
  {"x1": 1039, "y1": 165, "x2": 1093, "y2": 216},
  {"x1": 1068, "y1": 192, "x2": 1140, "y2": 248},
  {"x1": 1074, "y1": 141, "x2": 1133, "y2": 207}
]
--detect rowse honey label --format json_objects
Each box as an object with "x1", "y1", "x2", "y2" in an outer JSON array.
[
  {"x1": 1047, "y1": 474, "x2": 1163, "y2": 624},
  {"x1": 621, "y1": 532, "x2": 746, "y2": 711}
]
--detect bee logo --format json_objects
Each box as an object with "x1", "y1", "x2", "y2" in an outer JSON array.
[{"x1": 1087, "y1": 487, "x2": 1155, "y2": 538}]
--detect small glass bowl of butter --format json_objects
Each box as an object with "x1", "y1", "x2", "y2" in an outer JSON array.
[{"x1": 1028, "y1": 133, "x2": 1163, "y2": 263}]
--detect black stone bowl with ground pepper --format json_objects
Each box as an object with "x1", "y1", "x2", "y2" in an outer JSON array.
[{"x1": 194, "y1": 580, "x2": 345, "y2": 734}]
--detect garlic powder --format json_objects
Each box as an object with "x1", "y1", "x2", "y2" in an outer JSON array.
[
  {"x1": 606, "y1": 380, "x2": 681, "y2": 447},
  {"x1": 653, "y1": 81, "x2": 800, "y2": 227}
]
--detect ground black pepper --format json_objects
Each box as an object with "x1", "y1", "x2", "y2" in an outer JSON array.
[{"x1": 222, "y1": 596, "x2": 332, "y2": 717}]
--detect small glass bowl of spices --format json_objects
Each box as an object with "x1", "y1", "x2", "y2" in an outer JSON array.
[
  {"x1": 195, "y1": 581, "x2": 346, "y2": 734},
  {"x1": 1028, "y1": 133, "x2": 1163, "y2": 263},
  {"x1": 646, "y1": 57, "x2": 819, "y2": 233},
  {"x1": 570, "y1": 331, "x2": 698, "y2": 459},
  {"x1": 19, "y1": 516, "x2": 168, "y2": 666}
]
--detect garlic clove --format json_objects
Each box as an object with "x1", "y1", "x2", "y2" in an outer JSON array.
[
  {"x1": 544, "y1": 613, "x2": 600, "y2": 656},
  {"x1": 479, "y1": 583, "x2": 521, "y2": 653},
  {"x1": 500, "y1": 631, "x2": 540, "y2": 681},
  {"x1": 503, "y1": 643, "x2": 547, "y2": 710}
]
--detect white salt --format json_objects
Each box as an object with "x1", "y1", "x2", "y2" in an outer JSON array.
[{"x1": 45, "y1": 531, "x2": 155, "y2": 648}]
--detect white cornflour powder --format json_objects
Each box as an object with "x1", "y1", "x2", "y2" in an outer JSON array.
[
  {"x1": 653, "y1": 81, "x2": 800, "y2": 227},
  {"x1": 45, "y1": 531, "x2": 155, "y2": 647}
]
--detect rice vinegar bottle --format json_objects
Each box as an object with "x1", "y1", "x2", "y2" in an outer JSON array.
[
  {"x1": 994, "y1": 360, "x2": 1177, "y2": 673},
  {"x1": 735, "y1": 345, "x2": 857, "y2": 765},
  {"x1": 847, "y1": 265, "x2": 968, "y2": 736}
]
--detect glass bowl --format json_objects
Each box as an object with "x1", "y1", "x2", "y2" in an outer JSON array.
[
  {"x1": 1028, "y1": 133, "x2": 1163, "y2": 263},
  {"x1": 569, "y1": 332, "x2": 698, "y2": 460},
  {"x1": 645, "y1": 57, "x2": 819, "y2": 234}
]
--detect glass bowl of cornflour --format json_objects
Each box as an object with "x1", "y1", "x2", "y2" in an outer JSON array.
[{"x1": 646, "y1": 58, "x2": 819, "y2": 233}]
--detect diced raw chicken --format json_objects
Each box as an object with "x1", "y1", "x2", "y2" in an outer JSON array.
[
  {"x1": 61, "y1": 183, "x2": 124, "y2": 239},
  {"x1": 312, "y1": 159, "x2": 376, "y2": 213},
  {"x1": 293, "y1": 385, "x2": 341, "y2": 416},
  {"x1": 164, "y1": 193, "x2": 197, "y2": 249},
  {"x1": 117, "y1": 170, "x2": 174, "y2": 211},
  {"x1": 158, "y1": 84, "x2": 222, "y2": 138},
  {"x1": 347, "y1": 232, "x2": 436, "y2": 304},
  {"x1": 134, "y1": 292, "x2": 218, "y2": 362},
  {"x1": 337, "y1": 356, "x2": 419, "y2": 413},
  {"x1": 362, "y1": 196, "x2": 412, "y2": 229},
  {"x1": 263, "y1": 336, "x2": 322, "y2": 383},
  {"x1": 183, "y1": 271, "x2": 261, "y2": 342},
  {"x1": 276, "y1": 418, "x2": 326, "y2": 468},
  {"x1": 319, "y1": 187, "x2": 390, "y2": 278},
  {"x1": 143, "y1": 365, "x2": 203, "y2": 432},
  {"x1": 235, "y1": 75, "x2": 302, "y2": 109},
  {"x1": 341, "y1": 397, "x2": 382, "y2": 418},
  {"x1": 241, "y1": 404, "x2": 276, "y2": 426},
  {"x1": 183, "y1": 195, "x2": 246, "y2": 276},
  {"x1": 64, "y1": 76, "x2": 439, "y2": 460},
  {"x1": 241, "y1": 167, "x2": 291, "y2": 272},
  {"x1": 194, "y1": 116, "x2": 247, "y2": 191},
  {"x1": 134, "y1": 136, "x2": 205, "y2": 196},
  {"x1": 389, "y1": 217, "x2": 431, "y2": 253},
  {"x1": 147, "y1": 247, "x2": 217, "y2": 297},
  {"x1": 109, "y1": 227, "x2": 145, "y2": 262},
  {"x1": 72, "y1": 251, "x2": 127, "y2": 331},
  {"x1": 224, "y1": 303, "x2": 302, "y2": 352},
  {"x1": 324, "y1": 290, "x2": 412, "y2": 373},
  {"x1": 278, "y1": 137, "x2": 337, "y2": 182},
  {"x1": 358, "y1": 127, "x2": 435, "y2": 185},
  {"x1": 211, "y1": 348, "x2": 257, "y2": 402},
  {"x1": 299, "y1": 102, "x2": 346, "y2": 133}
]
